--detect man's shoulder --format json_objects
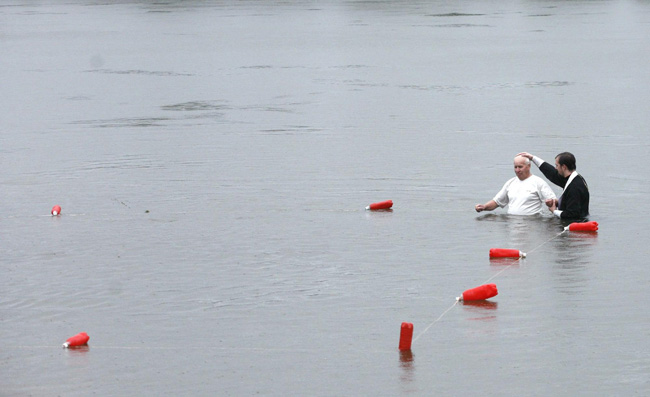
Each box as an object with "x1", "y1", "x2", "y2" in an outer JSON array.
[
  {"x1": 577, "y1": 173, "x2": 589, "y2": 185},
  {"x1": 503, "y1": 176, "x2": 519, "y2": 187},
  {"x1": 574, "y1": 173, "x2": 590, "y2": 192},
  {"x1": 528, "y1": 174, "x2": 552, "y2": 185}
]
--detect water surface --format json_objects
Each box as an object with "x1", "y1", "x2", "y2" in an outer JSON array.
[{"x1": 2, "y1": 1, "x2": 650, "y2": 395}]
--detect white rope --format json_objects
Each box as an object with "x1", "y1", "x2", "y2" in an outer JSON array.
[
  {"x1": 483, "y1": 229, "x2": 566, "y2": 284},
  {"x1": 413, "y1": 229, "x2": 567, "y2": 345},
  {"x1": 412, "y1": 300, "x2": 458, "y2": 343},
  {"x1": 18, "y1": 344, "x2": 397, "y2": 354}
]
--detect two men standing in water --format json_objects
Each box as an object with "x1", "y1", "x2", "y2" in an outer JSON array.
[
  {"x1": 476, "y1": 152, "x2": 590, "y2": 220},
  {"x1": 518, "y1": 151, "x2": 590, "y2": 220}
]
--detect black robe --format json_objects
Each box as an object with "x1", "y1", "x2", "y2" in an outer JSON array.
[{"x1": 539, "y1": 162, "x2": 590, "y2": 220}]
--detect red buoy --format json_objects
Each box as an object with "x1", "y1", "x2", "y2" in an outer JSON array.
[
  {"x1": 457, "y1": 283, "x2": 498, "y2": 301},
  {"x1": 489, "y1": 248, "x2": 526, "y2": 258},
  {"x1": 51, "y1": 205, "x2": 62, "y2": 216},
  {"x1": 567, "y1": 221, "x2": 599, "y2": 232},
  {"x1": 366, "y1": 200, "x2": 393, "y2": 210},
  {"x1": 399, "y1": 322, "x2": 414, "y2": 351},
  {"x1": 63, "y1": 332, "x2": 89, "y2": 348}
]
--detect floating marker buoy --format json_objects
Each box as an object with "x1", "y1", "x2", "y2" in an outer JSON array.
[
  {"x1": 399, "y1": 322, "x2": 414, "y2": 351},
  {"x1": 63, "y1": 332, "x2": 89, "y2": 348},
  {"x1": 51, "y1": 205, "x2": 62, "y2": 216},
  {"x1": 366, "y1": 200, "x2": 393, "y2": 210},
  {"x1": 566, "y1": 221, "x2": 599, "y2": 232},
  {"x1": 489, "y1": 248, "x2": 526, "y2": 258},
  {"x1": 457, "y1": 283, "x2": 498, "y2": 301}
]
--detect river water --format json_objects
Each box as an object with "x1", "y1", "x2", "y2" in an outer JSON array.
[{"x1": 2, "y1": 1, "x2": 650, "y2": 395}]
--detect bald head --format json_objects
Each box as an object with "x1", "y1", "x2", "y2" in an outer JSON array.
[
  {"x1": 515, "y1": 155, "x2": 530, "y2": 165},
  {"x1": 514, "y1": 155, "x2": 531, "y2": 180}
]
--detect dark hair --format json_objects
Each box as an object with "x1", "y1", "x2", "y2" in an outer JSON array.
[{"x1": 555, "y1": 152, "x2": 576, "y2": 171}]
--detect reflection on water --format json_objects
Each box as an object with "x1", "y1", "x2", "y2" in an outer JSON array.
[
  {"x1": 461, "y1": 300, "x2": 498, "y2": 323},
  {"x1": 399, "y1": 349, "x2": 414, "y2": 367},
  {"x1": 461, "y1": 300, "x2": 498, "y2": 311},
  {"x1": 475, "y1": 213, "x2": 566, "y2": 253},
  {"x1": 551, "y1": 231, "x2": 599, "y2": 295},
  {"x1": 65, "y1": 345, "x2": 90, "y2": 355},
  {"x1": 64, "y1": 345, "x2": 90, "y2": 369},
  {"x1": 398, "y1": 350, "x2": 415, "y2": 391},
  {"x1": 489, "y1": 257, "x2": 521, "y2": 267}
]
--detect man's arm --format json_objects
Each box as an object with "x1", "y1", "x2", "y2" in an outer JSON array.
[
  {"x1": 475, "y1": 200, "x2": 498, "y2": 213},
  {"x1": 476, "y1": 178, "x2": 511, "y2": 213},
  {"x1": 539, "y1": 162, "x2": 568, "y2": 188}
]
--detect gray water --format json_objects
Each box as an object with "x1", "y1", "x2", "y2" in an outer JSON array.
[{"x1": 2, "y1": 1, "x2": 650, "y2": 395}]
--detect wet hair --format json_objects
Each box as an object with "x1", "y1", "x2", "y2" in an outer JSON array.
[{"x1": 555, "y1": 152, "x2": 576, "y2": 171}]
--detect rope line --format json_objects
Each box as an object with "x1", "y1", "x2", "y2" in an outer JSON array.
[
  {"x1": 414, "y1": 229, "x2": 568, "y2": 345},
  {"x1": 527, "y1": 230, "x2": 567, "y2": 255},
  {"x1": 15, "y1": 232, "x2": 571, "y2": 351},
  {"x1": 18, "y1": 344, "x2": 403, "y2": 355},
  {"x1": 412, "y1": 300, "x2": 458, "y2": 343},
  {"x1": 482, "y1": 230, "x2": 565, "y2": 284}
]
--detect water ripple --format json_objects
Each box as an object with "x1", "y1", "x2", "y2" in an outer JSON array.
[
  {"x1": 525, "y1": 81, "x2": 574, "y2": 88},
  {"x1": 71, "y1": 117, "x2": 172, "y2": 128},
  {"x1": 85, "y1": 69, "x2": 194, "y2": 77},
  {"x1": 161, "y1": 100, "x2": 231, "y2": 112},
  {"x1": 426, "y1": 13, "x2": 485, "y2": 17}
]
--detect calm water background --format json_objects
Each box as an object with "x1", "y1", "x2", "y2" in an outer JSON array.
[{"x1": 2, "y1": 1, "x2": 650, "y2": 395}]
